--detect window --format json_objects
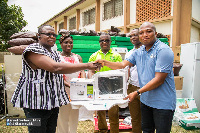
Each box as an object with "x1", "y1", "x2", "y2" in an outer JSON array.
[
  {"x1": 69, "y1": 17, "x2": 76, "y2": 30},
  {"x1": 59, "y1": 22, "x2": 64, "y2": 30},
  {"x1": 103, "y1": 0, "x2": 123, "y2": 20},
  {"x1": 82, "y1": 8, "x2": 96, "y2": 26}
]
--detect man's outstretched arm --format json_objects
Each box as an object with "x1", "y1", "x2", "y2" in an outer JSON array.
[{"x1": 95, "y1": 59, "x2": 132, "y2": 70}]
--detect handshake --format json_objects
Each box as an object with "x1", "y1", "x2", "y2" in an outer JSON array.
[
  {"x1": 93, "y1": 62, "x2": 103, "y2": 71},
  {"x1": 92, "y1": 59, "x2": 105, "y2": 71}
]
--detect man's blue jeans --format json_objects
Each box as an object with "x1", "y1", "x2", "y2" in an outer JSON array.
[
  {"x1": 23, "y1": 107, "x2": 59, "y2": 133},
  {"x1": 141, "y1": 102, "x2": 174, "y2": 133}
]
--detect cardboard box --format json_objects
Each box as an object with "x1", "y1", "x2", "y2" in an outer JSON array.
[
  {"x1": 176, "y1": 98, "x2": 198, "y2": 113},
  {"x1": 174, "y1": 76, "x2": 183, "y2": 90},
  {"x1": 174, "y1": 98, "x2": 200, "y2": 130},
  {"x1": 4, "y1": 55, "x2": 25, "y2": 116},
  {"x1": 112, "y1": 47, "x2": 128, "y2": 60},
  {"x1": 70, "y1": 78, "x2": 94, "y2": 101},
  {"x1": 175, "y1": 112, "x2": 200, "y2": 130}
]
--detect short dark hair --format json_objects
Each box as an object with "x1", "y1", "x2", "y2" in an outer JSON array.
[
  {"x1": 100, "y1": 33, "x2": 111, "y2": 40},
  {"x1": 38, "y1": 25, "x2": 54, "y2": 34}
]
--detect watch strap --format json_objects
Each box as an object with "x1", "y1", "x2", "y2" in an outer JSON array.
[{"x1": 137, "y1": 89, "x2": 141, "y2": 96}]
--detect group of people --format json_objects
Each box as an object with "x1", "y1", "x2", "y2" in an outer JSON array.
[{"x1": 11, "y1": 22, "x2": 176, "y2": 133}]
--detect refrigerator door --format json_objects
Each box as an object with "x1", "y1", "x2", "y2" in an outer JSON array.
[
  {"x1": 193, "y1": 42, "x2": 200, "y2": 111},
  {"x1": 180, "y1": 42, "x2": 200, "y2": 111},
  {"x1": 195, "y1": 42, "x2": 200, "y2": 60},
  {"x1": 180, "y1": 43, "x2": 195, "y2": 98},
  {"x1": 193, "y1": 60, "x2": 200, "y2": 111}
]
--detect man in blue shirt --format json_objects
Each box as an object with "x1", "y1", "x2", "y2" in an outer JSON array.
[{"x1": 95, "y1": 22, "x2": 176, "y2": 133}]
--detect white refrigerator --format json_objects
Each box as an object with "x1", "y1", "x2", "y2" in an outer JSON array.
[{"x1": 179, "y1": 42, "x2": 200, "y2": 111}]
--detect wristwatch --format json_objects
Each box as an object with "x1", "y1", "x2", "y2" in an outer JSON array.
[{"x1": 137, "y1": 89, "x2": 141, "y2": 96}]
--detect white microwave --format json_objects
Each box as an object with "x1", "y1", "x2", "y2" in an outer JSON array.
[{"x1": 94, "y1": 69, "x2": 128, "y2": 100}]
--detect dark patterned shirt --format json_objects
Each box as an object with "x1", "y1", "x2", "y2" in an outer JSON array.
[{"x1": 11, "y1": 43, "x2": 70, "y2": 110}]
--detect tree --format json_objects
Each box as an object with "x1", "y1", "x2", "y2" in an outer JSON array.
[{"x1": 0, "y1": 0, "x2": 27, "y2": 51}]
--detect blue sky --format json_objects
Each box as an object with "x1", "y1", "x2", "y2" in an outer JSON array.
[{"x1": 8, "y1": 0, "x2": 77, "y2": 32}]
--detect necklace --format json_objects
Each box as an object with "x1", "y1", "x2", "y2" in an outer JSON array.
[{"x1": 61, "y1": 52, "x2": 73, "y2": 57}]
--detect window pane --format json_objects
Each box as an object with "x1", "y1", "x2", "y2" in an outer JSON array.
[
  {"x1": 85, "y1": 11, "x2": 90, "y2": 26},
  {"x1": 83, "y1": 8, "x2": 95, "y2": 26},
  {"x1": 90, "y1": 8, "x2": 96, "y2": 24},
  {"x1": 69, "y1": 17, "x2": 76, "y2": 30},
  {"x1": 104, "y1": 1, "x2": 113, "y2": 20},
  {"x1": 103, "y1": 0, "x2": 123, "y2": 20},
  {"x1": 114, "y1": 0, "x2": 123, "y2": 17},
  {"x1": 59, "y1": 22, "x2": 64, "y2": 30}
]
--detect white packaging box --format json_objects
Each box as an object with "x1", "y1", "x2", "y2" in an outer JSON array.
[
  {"x1": 70, "y1": 78, "x2": 94, "y2": 101},
  {"x1": 112, "y1": 47, "x2": 128, "y2": 60}
]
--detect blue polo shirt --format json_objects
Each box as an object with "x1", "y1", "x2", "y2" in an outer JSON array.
[{"x1": 126, "y1": 39, "x2": 176, "y2": 110}]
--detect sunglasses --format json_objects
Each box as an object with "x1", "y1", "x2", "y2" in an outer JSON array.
[
  {"x1": 40, "y1": 33, "x2": 57, "y2": 38},
  {"x1": 99, "y1": 39, "x2": 110, "y2": 43}
]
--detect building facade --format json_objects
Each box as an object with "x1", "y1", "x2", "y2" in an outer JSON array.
[{"x1": 40, "y1": 0, "x2": 200, "y2": 62}]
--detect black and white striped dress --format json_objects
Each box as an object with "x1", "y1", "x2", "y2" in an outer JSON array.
[{"x1": 11, "y1": 43, "x2": 70, "y2": 110}]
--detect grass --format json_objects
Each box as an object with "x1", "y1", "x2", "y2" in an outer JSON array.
[
  {"x1": 0, "y1": 117, "x2": 28, "y2": 133},
  {"x1": 170, "y1": 125, "x2": 200, "y2": 133},
  {"x1": 0, "y1": 116, "x2": 200, "y2": 133}
]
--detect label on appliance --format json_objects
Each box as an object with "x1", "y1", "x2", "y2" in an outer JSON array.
[{"x1": 87, "y1": 84, "x2": 93, "y2": 99}]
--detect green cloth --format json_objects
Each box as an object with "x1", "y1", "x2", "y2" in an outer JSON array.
[{"x1": 89, "y1": 49, "x2": 122, "y2": 72}]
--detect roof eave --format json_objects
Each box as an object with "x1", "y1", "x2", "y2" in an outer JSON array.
[{"x1": 39, "y1": 0, "x2": 86, "y2": 26}]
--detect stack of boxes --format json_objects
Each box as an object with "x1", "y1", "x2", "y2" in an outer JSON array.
[
  {"x1": 174, "y1": 98, "x2": 200, "y2": 130},
  {"x1": 174, "y1": 76, "x2": 183, "y2": 98},
  {"x1": 173, "y1": 47, "x2": 183, "y2": 98}
]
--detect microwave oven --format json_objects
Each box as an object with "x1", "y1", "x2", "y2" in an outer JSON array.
[{"x1": 94, "y1": 69, "x2": 128, "y2": 100}]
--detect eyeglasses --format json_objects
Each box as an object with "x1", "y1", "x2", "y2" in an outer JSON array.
[
  {"x1": 99, "y1": 39, "x2": 110, "y2": 43},
  {"x1": 40, "y1": 33, "x2": 57, "y2": 38}
]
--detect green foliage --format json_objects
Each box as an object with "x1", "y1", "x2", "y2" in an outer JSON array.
[
  {"x1": 0, "y1": 0, "x2": 27, "y2": 51},
  {"x1": 0, "y1": 42, "x2": 10, "y2": 52}
]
